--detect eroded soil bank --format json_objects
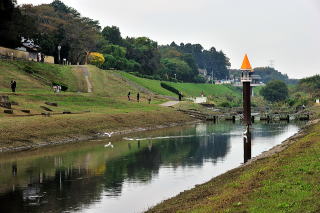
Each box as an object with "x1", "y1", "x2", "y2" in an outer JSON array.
[{"x1": 0, "y1": 110, "x2": 197, "y2": 152}]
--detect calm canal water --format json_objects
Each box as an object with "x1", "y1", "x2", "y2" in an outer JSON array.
[{"x1": 0, "y1": 122, "x2": 303, "y2": 213}]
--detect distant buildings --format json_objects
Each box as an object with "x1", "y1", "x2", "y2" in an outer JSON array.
[
  {"x1": 198, "y1": 68, "x2": 264, "y2": 86},
  {"x1": 0, "y1": 37, "x2": 54, "y2": 64}
]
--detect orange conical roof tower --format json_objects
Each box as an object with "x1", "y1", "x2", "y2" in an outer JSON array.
[{"x1": 240, "y1": 54, "x2": 253, "y2": 71}]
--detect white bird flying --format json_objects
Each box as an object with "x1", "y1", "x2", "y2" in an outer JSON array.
[{"x1": 103, "y1": 132, "x2": 114, "y2": 137}]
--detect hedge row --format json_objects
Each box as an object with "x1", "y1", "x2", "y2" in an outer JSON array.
[{"x1": 160, "y1": 82, "x2": 183, "y2": 96}]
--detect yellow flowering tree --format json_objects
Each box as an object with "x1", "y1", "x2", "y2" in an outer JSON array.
[{"x1": 88, "y1": 52, "x2": 105, "y2": 67}]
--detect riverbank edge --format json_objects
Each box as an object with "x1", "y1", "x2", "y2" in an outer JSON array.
[
  {"x1": 147, "y1": 117, "x2": 320, "y2": 212},
  {"x1": 0, "y1": 110, "x2": 199, "y2": 153}
]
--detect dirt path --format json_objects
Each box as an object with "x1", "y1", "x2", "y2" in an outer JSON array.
[
  {"x1": 160, "y1": 101, "x2": 179, "y2": 107},
  {"x1": 78, "y1": 66, "x2": 92, "y2": 93}
]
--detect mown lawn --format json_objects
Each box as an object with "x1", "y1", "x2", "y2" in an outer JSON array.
[
  {"x1": 117, "y1": 71, "x2": 242, "y2": 103},
  {"x1": 166, "y1": 82, "x2": 241, "y2": 98},
  {"x1": 117, "y1": 71, "x2": 177, "y2": 97}
]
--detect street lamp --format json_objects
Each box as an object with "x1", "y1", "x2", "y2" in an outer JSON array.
[{"x1": 57, "y1": 45, "x2": 61, "y2": 64}]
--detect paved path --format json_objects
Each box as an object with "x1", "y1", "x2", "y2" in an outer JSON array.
[{"x1": 160, "y1": 101, "x2": 180, "y2": 107}]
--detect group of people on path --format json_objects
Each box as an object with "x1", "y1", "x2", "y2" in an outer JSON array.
[
  {"x1": 53, "y1": 85, "x2": 62, "y2": 93},
  {"x1": 127, "y1": 91, "x2": 152, "y2": 104}
]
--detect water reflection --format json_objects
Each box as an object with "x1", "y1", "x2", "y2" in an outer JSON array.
[
  {"x1": 243, "y1": 126, "x2": 252, "y2": 163},
  {"x1": 0, "y1": 122, "x2": 303, "y2": 213}
]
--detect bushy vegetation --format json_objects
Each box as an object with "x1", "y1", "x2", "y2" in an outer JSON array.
[
  {"x1": 167, "y1": 42, "x2": 231, "y2": 80},
  {"x1": 160, "y1": 82, "x2": 181, "y2": 96},
  {"x1": 260, "y1": 80, "x2": 289, "y2": 102},
  {"x1": 298, "y1": 75, "x2": 320, "y2": 98},
  {"x1": 88, "y1": 52, "x2": 105, "y2": 67}
]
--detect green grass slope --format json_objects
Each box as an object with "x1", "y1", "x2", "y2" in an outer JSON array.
[
  {"x1": 0, "y1": 60, "x2": 164, "y2": 116},
  {"x1": 166, "y1": 82, "x2": 241, "y2": 98},
  {"x1": 118, "y1": 71, "x2": 177, "y2": 96},
  {"x1": 118, "y1": 72, "x2": 241, "y2": 97},
  {"x1": 118, "y1": 71, "x2": 242, "y2": 106}
]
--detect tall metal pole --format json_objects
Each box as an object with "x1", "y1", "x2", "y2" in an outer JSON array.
[
  {"x1": 211, "y1": 69, "x2": 213, "y2": 84},
  {"x1": 58, "y1": 45, "x2": 61, "y2": 64}
]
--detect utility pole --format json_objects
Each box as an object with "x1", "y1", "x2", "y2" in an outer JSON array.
[
  {"x1": 57, "y1": 45, "x2": 61, "y2": 64},
  {"x1": 211, "y1": 69, "x2": 214, "y2": 84}
]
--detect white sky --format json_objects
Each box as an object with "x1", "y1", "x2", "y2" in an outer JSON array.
[{"x1": 18, "y1": 0, "x2": 320, "y2": 79}]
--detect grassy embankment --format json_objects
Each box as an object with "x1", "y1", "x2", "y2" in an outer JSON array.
[
  {"x1": 148, "y1": 106, "x2": 320, "y2": 213},
  {"x1": 0, "y1": 59, "x2": 195, "y2": 149},
  {"x1": 0, "y1": 60, "x2": 167, "y2": 115},
  {"x1": 118, "y1": 72, "x2": 244, "y2": 106}
]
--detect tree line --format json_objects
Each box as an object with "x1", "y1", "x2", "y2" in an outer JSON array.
[{"x1": 0, "y1": 0, "x2": 230, "y2": 82}]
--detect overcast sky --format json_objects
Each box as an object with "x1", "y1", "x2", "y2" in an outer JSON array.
[{"x1": 18, "y1": 0, "x2": 320, "y2": 79}]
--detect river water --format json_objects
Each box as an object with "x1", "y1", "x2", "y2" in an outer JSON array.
[{"x1": 0, "y1": 122, "x2": 303, "y2": 213}]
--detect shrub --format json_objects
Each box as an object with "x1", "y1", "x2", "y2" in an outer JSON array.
[
  {"x1": 219, "y1": 102, "x2": 231, "y2": 107},
  {"x1": 88, "y1": 52, "x2": 105, "y2": 67},
  {"x1": 260, "y1": 80, "x2": 288, "y2": 102},
  {"x1": 160, "y1": 82, "x2": 182, "y2": 96}
]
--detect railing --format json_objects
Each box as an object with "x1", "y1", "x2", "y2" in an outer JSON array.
[{"x1": 241, "y1": 76, "x2": 252, "y2": 82}]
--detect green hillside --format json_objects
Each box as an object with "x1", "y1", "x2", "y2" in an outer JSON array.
[
  {"x1": 0, "y1": 59, "x2": 164, "y2": 116},
  {"x1": 165, "y1": 82, "x2": 241, "y2": 98},
  {"x1": 118, "y1": 71, "x2": 242, "y2": 106},
  {"x1": 118, "y1": 71, "x2": 177, "y2": 97}
]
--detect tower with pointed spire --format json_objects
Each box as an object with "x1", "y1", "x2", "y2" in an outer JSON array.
[
  {"x1": 241, "y1": 54, "x2": 253, "y2": 125},
  {"x1": 241, "y1": 54, "x2": 253, "y2": 82}
]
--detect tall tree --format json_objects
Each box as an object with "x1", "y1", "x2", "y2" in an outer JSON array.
[
  {"x1": 260, "y1": 80, "x2": 289, "y2": 102},
  {"x1": 0, "y1": 0, "x2": 37, "y2": 48},
  {"x1": 125, "y1": 37, "x2": 160, "y2": 75},
  {"x1": 102, "y1": 26, "x2": 123, "y2": 45},
  {"x1": 22, "y1": 1, "x2": 101, "y2": 64}
]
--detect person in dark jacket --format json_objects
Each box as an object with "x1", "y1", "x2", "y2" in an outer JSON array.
[
  {"x1": 10, "y1": 80, "x2": 16, "y2": 93},
  {"x1": 127, "y1": 92, "x2": 131, "y2": 101},
  {"x1": 137, "y1": 92, "x2": 140, "y2": 102},
  {"x1": 178, "y1": 92, "x2": 182, "y2": 101}
]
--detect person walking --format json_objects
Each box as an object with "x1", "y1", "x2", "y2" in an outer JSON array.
[
  {"x1": 178, "y1": 92, "x2": 182, "y2": 101},
  {"x1": 127, "y1": 91, "x2": 131, "y2": 101},
  {"x1": 148, "y1": 96, "x2": 151, "y2": 104},
  {"x1": 137, "y1": 92, "x2": 140, "y2": 102},
  {"x1": 10, "y1": 80, "x2": 16, "y2": 93}
]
